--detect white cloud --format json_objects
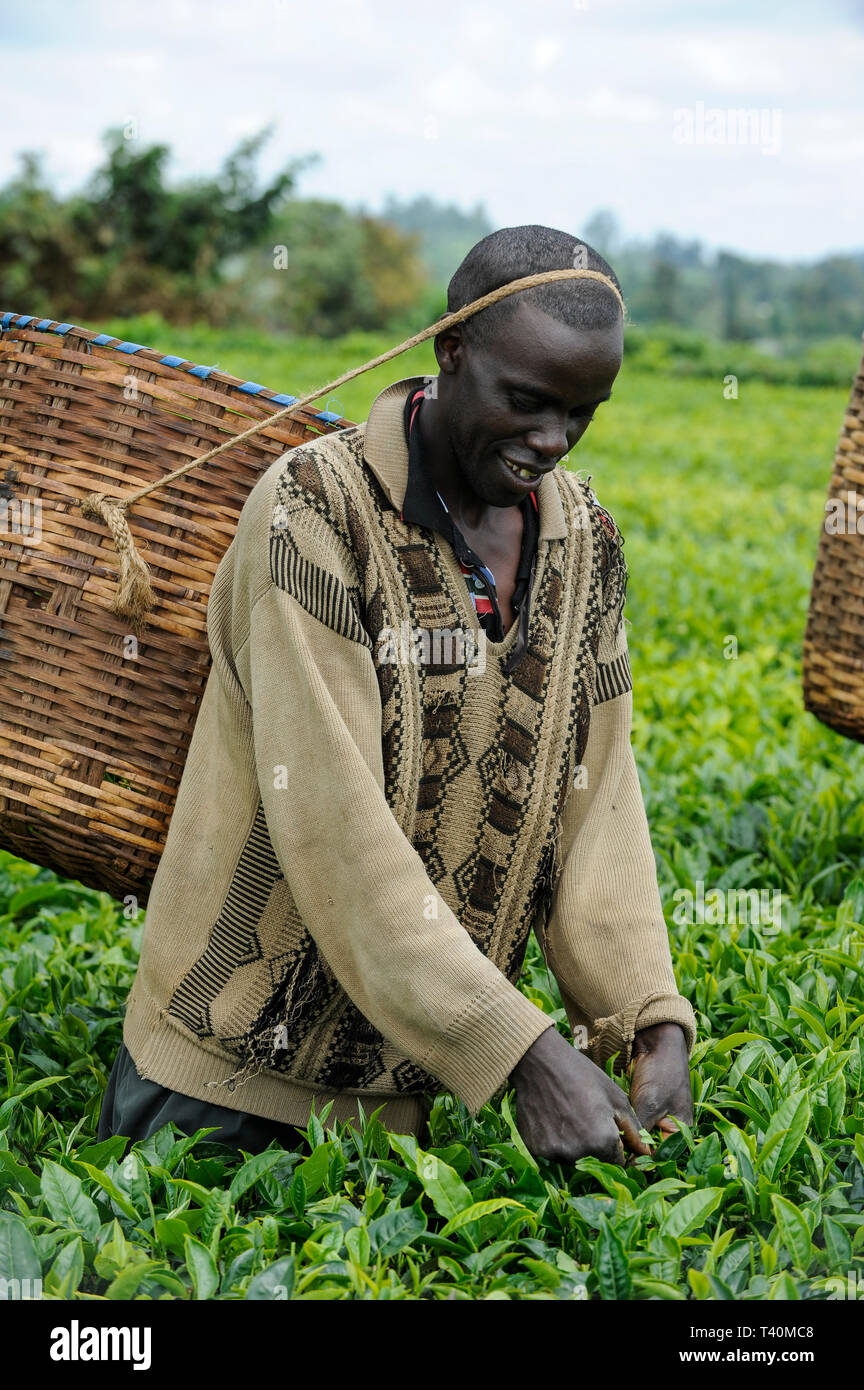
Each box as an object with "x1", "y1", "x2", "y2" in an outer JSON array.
[
  {"x1": 677, "y1": 38, "x2": 786, "y2": 93},
  {"x1": 582, "y1": 86, "x2": 661, "y2": 123},
  {"x1": 801, "y1": 135, "x2": 864, "y2": 163},
  {"x1": 101, "y1": 49, "x2": 163, "y2": 76},
  {"x1": 531, "y1": 38, "x2": 562, "y2": 72},
  {"x1": 224, "y1": 114, "x2": 275, "y2": 139},
  {"x1": 0, "y1": 0, "x2": 859, "y2": 261}
]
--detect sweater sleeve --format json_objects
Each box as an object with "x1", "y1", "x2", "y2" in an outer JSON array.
[
  {"x1": 540, "y1": 685, "x2": 696, "y2": 1072},
  {"x1": 537, "y1": 537, "x2": 696, "y2": 1072},
  {"x1": 240, "y1": 564, "x2": 554, "y2": 1115}
]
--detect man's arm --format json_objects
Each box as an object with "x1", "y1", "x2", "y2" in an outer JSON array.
[
  {"x1": 539, "y1": 682, "x2": 696, "y2": 1068},
  {"x1": 511, "y1": 493, "x2": 696, "y2": 1155},
  {"x1": 512, "y1": 674, "x2": 695, "y2": 1155},
  {"x1": 550, "y1": 692, "x2": 697, "y2": 1073}
]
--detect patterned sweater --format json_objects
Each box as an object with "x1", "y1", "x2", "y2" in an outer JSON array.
[{"x1": 122, "y1": 374, "x2": 696, "y2": 1135}]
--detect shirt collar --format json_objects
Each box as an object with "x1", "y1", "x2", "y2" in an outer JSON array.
[
  {"x1": 400, "y1": 385, "x2": 456, "y2": 538},
  {"x1": 362, "y1": 375, "x2": 569, "y2": 541}
]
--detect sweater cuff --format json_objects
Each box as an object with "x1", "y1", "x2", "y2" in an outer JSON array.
[
  {"x1": 589, "y1": 991, "x2": 697, "y2": 1072},
  {"x1": 420, "y1": 980, "x2": 556, "y2": 1116}
]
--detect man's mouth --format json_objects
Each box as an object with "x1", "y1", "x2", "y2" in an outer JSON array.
[{"x1": 499, "y1": 453, "x2": 546, "y2": 483}]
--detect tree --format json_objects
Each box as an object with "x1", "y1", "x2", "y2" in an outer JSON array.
[
  {"x1": 581, "y1": 209, "x2": 621, "y2": 260},
  {"x1": 0, "y1": 153, "x2": 87, "y2": 315},
  {"x1": 241, "y1": 199, "x2": 427, "y2": 336},
  {"x1": 380, "y1": 195, "x2": 493, "y2": 283},
  {"x1": 0, "y1": 127, "x2": 314, "y2": 322}
]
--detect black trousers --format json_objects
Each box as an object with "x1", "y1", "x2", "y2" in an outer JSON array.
[{"x1": 98, "y1": 1043, "x2": 309, "y2": 1153}]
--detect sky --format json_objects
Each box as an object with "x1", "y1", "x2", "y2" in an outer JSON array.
[{"x1": 1, "y1": 0, "x2": 862, "y2": 263}]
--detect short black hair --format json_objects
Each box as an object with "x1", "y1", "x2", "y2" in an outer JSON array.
[{"x1": 446, "y1": 224, "x2": 623, "y2": 346}]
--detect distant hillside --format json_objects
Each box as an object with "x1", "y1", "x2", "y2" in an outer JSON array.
[
  {"x1": 377, "y1": 202, "x2": 864, "y2": 347},
  {"x1": 378, "y1": 195, "x2": 494, "y2": 284}
]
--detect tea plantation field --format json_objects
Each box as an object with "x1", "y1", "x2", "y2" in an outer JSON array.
[{"x1": 1, "y1": 324, "x2": 863, "y2": 1300}]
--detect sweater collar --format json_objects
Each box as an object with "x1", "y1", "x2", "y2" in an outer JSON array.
[{"x1": 363, "y1": 375, "x2": 569, "y2": 541}]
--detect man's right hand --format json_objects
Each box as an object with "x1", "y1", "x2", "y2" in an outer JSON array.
[{"x1": 510, "y1": 1025, "x2": 651, "y2": 1165}]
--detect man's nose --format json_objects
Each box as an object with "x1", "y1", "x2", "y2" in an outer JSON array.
[{"x1": 523, "y1": 414, "x2": 570, "y2": 461}]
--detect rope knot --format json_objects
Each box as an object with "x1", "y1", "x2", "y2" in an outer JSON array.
[{"x1": 80, "y1": 490, "x2": 154, "y2": 635}]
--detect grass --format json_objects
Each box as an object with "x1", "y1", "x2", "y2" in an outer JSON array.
[{"x1": 0, "y1": 327, "x2": 862, "y2": 1300}]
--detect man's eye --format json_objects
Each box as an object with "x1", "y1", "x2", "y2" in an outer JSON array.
[{"x1": 508, "y1": 393, "x2": 598, "y2": 420}]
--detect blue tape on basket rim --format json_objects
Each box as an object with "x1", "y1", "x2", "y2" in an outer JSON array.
[
  {"x1": 0, "y1": 312, "x2": 346, "y2": 424},
  {"x1": 0, "y1": 315, "x2": 80, "y2": 336}
]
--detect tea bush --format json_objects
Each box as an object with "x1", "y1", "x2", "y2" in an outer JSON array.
[{"x1": 0, "y1": 336, "x2": 862, "y2": 1299}]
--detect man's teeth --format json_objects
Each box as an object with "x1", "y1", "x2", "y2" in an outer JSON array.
[{"x1": 503, "y1": 457, "x2": 539, "y2": 481}]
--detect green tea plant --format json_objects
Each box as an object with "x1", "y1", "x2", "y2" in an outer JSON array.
[{"x1": 0, "y1": 345, "x2": 862, "y2": 1300}]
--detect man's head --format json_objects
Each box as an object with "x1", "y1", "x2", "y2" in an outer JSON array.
[{"x1": 432, "y1": 225, "x2": 624, "y2": 508}]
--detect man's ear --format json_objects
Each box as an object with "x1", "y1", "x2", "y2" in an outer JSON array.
[{"x1": 433, "y1": 319, "x2": 466, "y2": 372}]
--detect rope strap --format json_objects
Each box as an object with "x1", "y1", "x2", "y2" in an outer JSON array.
[{"x1": 77, "y1": 267, "x2": 624, "y2": 632}]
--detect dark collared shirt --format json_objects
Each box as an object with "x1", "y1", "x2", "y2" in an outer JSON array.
[{"x1": 400, "y1": 387, "x2": 539, "y2": 653}]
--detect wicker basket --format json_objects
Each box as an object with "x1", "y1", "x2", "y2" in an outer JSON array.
[
  {"x1": 0, "y1": 271, "x2": 625, "y2": 904},
  {"x1": 802, "y1": 334, "x2": 864, "y2": 743},
  {"x1": 0, "y1": 312, "x2": 353, "y2": 904}
]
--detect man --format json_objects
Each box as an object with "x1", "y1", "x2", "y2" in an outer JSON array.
[{"x1": 99, "y1": 225, "x2": 696, "y2": 1161}]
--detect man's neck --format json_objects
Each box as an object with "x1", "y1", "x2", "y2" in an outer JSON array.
[{"x1": 414, "y1": 396, "x2": 497, "y2": 534}]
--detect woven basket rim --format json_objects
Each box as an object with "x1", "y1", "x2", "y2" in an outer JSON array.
[{"x1": 0, "y1": 309, "x2": 352, "y2": 430}]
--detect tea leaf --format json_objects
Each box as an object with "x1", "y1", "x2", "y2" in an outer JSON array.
[{"x1": 40, "y1": 1160, "x2": 100, "y2": 1240}]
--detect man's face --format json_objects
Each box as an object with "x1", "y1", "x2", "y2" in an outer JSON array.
[{"x1": 435, "y1": 298, "x2": 623, "y2": 508}]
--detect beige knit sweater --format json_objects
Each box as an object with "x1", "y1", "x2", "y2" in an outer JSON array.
[{"x1": 123, "y1": 375, "x2": 696, "y2": 1135}]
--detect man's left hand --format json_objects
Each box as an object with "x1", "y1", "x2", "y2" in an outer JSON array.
[{"x1": 629, "y1": 1021, "x2": 693, "y2": 1140}]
